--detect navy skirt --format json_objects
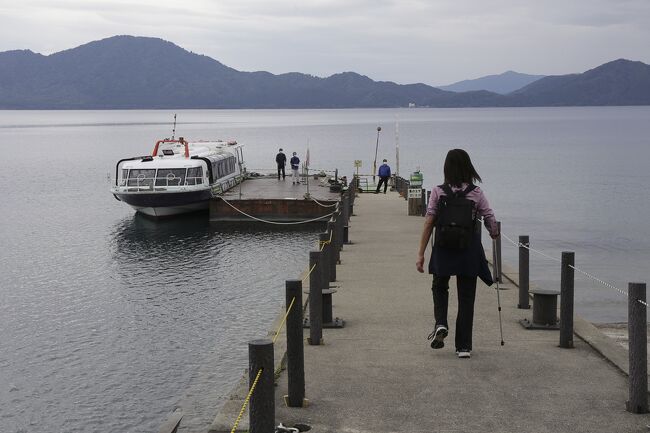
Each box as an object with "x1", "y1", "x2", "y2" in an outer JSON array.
[{"x1": 428, "y1": 224, "x2": 494, "y2": 286}]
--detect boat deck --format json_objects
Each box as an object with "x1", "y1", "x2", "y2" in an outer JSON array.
[{"x1": 209, "y1": 175, "x2": 342, "y2": 222}]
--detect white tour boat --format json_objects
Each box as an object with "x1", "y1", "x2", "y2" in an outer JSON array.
[{"x1": 111, "y1": 137, "x2": 245, "y2": 217}]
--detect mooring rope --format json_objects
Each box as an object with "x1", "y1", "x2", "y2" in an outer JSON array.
[
  {"x1": 219, "y1": 196, "x2": 335, "y2": 225},
  {"x1": 309, "y1": 196, "x2": 338, "y2": 208}
]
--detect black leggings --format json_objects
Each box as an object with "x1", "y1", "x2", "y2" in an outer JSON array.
[{"x1": 431, "y1": 275, "x2": 477, "y2": 351}]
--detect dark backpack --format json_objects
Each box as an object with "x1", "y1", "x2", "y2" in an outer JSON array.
[{"x1": 434, "y1": 184, "x2": 477, "y2": 250}]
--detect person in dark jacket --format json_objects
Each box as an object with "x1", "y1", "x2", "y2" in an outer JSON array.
[
  {"x1": 375, "y1": 159, "x2": 391, "y2": 193},
  {"x1": 275, "y1": 148, "x2": 286, "y2": 180},
  {"x1": 416, "y1": 149, "x2": 499, "y2": 359}
]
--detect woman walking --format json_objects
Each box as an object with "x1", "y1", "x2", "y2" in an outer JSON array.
[{"x1": 416, "y1": 149, "x2": 499, "y2": 359}]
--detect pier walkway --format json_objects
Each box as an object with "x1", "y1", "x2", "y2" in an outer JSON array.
[{"x1": 271, "y1": 192, "x2": 648, "y2": 433}]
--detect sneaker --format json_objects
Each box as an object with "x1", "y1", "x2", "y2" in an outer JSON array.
[
  {"x1": 456, "y1": 349, "x2": 471, "y2": 359},
  {"x1": 427, "y1": 325, "x2": 448, "y2": 349}
]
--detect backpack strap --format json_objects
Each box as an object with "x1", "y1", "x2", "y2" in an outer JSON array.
[
  {"x1": 460, "y1": 184, "x2": 477, "y2": 197},
  {"x1": 438, "y1": 184, "x2": 454, "y2": 197},
  {"x1": 438, "y1": 183, "x2": 476, "y2": 198}
]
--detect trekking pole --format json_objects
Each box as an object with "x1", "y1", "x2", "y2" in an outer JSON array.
[{"x1": 493, "y1": 238, "x2": 505, "y2": 346}]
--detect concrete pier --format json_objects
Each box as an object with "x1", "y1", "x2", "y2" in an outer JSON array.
[{"x1": 213, "y1": 191, "x2": 649, "y2": 433}]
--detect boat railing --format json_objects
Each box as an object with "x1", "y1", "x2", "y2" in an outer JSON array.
[{"x1": 118, "y1": 175, "x2": 206, "y2": 190}]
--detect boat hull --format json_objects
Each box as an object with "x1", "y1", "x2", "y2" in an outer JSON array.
[{"x1": 114, "y1": 189, "x2": 212, "y2": 217}]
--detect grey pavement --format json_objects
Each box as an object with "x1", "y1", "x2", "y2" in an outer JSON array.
[
  {"x1": 276, "y1": 193, "x2": 650, "y2": 433},
  {"x1": 269, "y1": 192, "x2": 650, "y2": 433}
]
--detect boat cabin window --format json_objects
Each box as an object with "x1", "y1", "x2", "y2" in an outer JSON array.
[
  {"x1": 186, "y1": 167, "x2": 203, "y2": 185},
  {"x1": 212, "y1": 156, "x2": 237, "y2": 180},
  {"x1": 155, "y1": 168, "x2": 186, "y2": 186},
  {"x1": 162, "y1": 149, "x2": 175, "y2": 156},
  {"x1": 127, "y1": 169, "x2": 156, "y2": 187}
]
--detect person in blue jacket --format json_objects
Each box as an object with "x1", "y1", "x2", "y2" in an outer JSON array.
[{"x1": 375, "y1": 159, "x2": 391, "y2": 193}]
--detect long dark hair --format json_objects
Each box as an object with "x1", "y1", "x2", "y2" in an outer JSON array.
[{"x1": 443, "y1": 149, "x2": 482, "y2": 187}]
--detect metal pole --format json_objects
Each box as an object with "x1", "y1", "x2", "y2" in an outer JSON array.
[
  {"x1": 285, "y1": 280, "x2": 305, "y2": 407},
  {"x1": 308, "y1": 251, "x2": 323, "y2": 346},
  {"x1": 342, "y1": 194, "x2": 350, "y2": 244},
  {"x1": 627, "y1": 282, "x2": 648, "y2": 414},
  {"x1": 496, "y1": 221, "x2": 502, "y2": 283},
  {"x1": 395, "y1": 116, "x2": 400, "y2": 178},
  {"x1": 248, "y1": 339, "x2": 274, "y2": 433},
  {"x1": 518, "y1": 235, "x2": 530, "y2": 309},
  {"x1": 559, "y1": 252, "x2": 575, "y2": 348},
  {"x1": 373, "y1": 126, "x2": 381, "y2": 183}
]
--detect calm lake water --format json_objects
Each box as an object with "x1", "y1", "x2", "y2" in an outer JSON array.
[{"x1": 1, "y1": 107, "x2": 649, "y2": 432}]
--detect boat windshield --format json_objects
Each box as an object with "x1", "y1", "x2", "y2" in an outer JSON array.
[
  {"x1": 127, "y1": 169, "x2": 156, "y2": 187},
  {"x1": 155, "y1": 168, "x2": 186, "y2": 186},
  {"x1": 186, "y1": 167, "x2": 203, "y2": 185}
]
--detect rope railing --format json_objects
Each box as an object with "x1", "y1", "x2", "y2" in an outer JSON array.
[
  {"x1": 223, "y1": 186, "x2": 353, "y2": 432},
  {"x1": 499, "y1": 232, "x2": 647, "y2": 307},
  {"x1": 230, "y1": 368, "x2": 263, "y2": 433},
  {"x1": 273, "y1": 297, "x2": 296, "y2": 344}
]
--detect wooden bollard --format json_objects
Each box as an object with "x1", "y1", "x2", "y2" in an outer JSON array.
[
  {"x1": 308, "y1": 251, "x2": 323, "y2": 345},
  {"x1": 248, "y1": 339, "x2": 274, "y2": 433},
  {"x1": 518, "y1": 235, "x2": 530, "y2": 309},
  {"x1": 559, "y1": 252, "x2": 575, "y2": 348},
  {"x1": 285, "y1": 280, "x2": 305, "y2": 407},
  {"x1": 319, "y1": 232, "x2": 332, "y2": 285},
  {"x1": 327, "y1": 221, "x2": 338, "y2": 277},
  {"x1": 627, "y1": 282, "x2": 648, "y2": 414}
]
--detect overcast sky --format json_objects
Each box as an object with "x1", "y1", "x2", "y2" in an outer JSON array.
[{"x1": 1, "y1": 0, "x2": 649, "y2": 86}]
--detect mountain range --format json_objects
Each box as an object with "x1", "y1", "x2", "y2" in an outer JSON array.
[
  {"x1": 438, "y1": 71, "x2": 546, "y2": 94},
  {"x1": 0, "y1": 35, "x2": 649, "y2": 109}
]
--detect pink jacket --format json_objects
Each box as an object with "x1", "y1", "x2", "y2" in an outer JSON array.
[{"x1": 426, "y1": 183, "x2": 498, "y2": 237}]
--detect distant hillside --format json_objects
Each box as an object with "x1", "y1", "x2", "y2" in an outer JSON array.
[
  {"x1": 439, "y1": 71, "x2": 545, "y2": 94},
  {"x1": 0, "y1": 36, "x2": 649, "y2": 108},
  {"x1": 508, "y1": 59, "x2": 650, "y2": 106}
]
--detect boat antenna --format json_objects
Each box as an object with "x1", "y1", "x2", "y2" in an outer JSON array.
[
  {"x1": 171, "y1": 113, "x2": 177, "y2": 140},
  {"x1": 372, "y1": 126, "x2": 381, "y2": 183}
]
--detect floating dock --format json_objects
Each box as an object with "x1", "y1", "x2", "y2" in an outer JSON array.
[{"x1": 209, "y1": 176, "x2": 342, "y2": 222}]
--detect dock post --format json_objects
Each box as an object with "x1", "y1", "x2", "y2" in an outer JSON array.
[
  {"x1": 627, "y1": 282, "x2": 648, "y2": 414},
  {"x1": 518, "y1": 235, "x2": 531, "y2": 309},
  {"x1": 319, "y1": 232, "x2": 332, "y2": 285},
  {"x1": 342, "y1": 195, "x2": 351, "y2": 244},
  {"x1": 248, "y1": 339, "x2": 274, "y2": 433},
  {"x1": 559, "y1": 252, "x2": 575, "y2": 348},
  {"x1": 285, "y1": 280, "x2": 305, "y2": 407},
  {"x1": 420, "y1": 189, "x2": 426, "y2": 216},
  {"x1": 327, "y1": 220, "x2": 339, "y2": 274},
  {"x1": 495, "y1": 221, "x2": 502, "y2": 283},
  {"x1": 308, "y1": 251, "x2": 323, "y2": 345},
  {"x1": 335, "y1": 205, "x2": 344, "y2": 252}
]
